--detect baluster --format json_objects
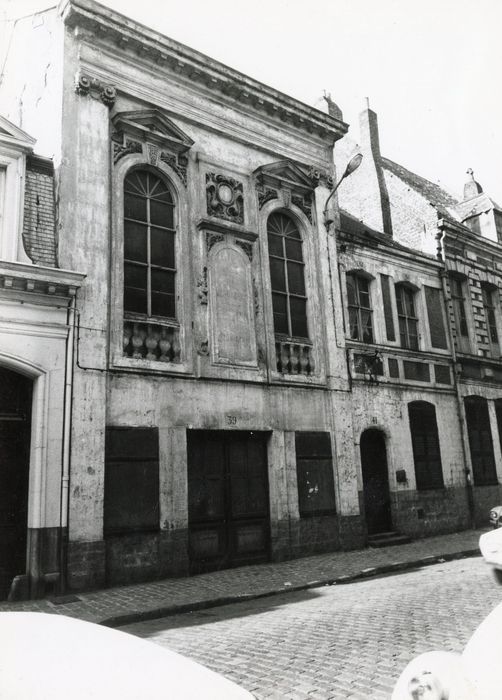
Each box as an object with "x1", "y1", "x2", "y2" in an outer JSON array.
[
  {"x1": 123, "y1": 323, "x2": 132, "y2": 356},
  {"x1": 280, "y1": 343, "x2": 290, "y2": 374},
  {"x1": 289, "y1": 344, "x2": 300, "y2": 374},
  {"x1": 299, "y1": 345, "x2": 309, "y2": 376},
  {"x1": 171, "y1": 331, "x2": 181, "y2": 361},
  {"x1": 131, "y1": 323, "x2": 145, "y2": 358},
  {"x1": 159, "y1": 327, "x2": 171, "y2": 362},
  {"x1": 145, "y1": 328, "x2": 159, "y2": 360}
]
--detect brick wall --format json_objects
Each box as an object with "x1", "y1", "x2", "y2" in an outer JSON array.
[{"x1": 23, "y1": 155, "x2": 57, "y2": 267}]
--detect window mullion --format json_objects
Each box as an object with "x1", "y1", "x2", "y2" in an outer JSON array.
[
  {"x1": 147, "y1": 196, "x2": 152, "y2": 317},
  {"x1": 283, "y1": 236, "x2": 293, "y2": 337}
]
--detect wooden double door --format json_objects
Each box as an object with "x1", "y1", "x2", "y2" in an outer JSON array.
[{"x1": 187, "y1": 430, "x2": 270, "y2": 574}]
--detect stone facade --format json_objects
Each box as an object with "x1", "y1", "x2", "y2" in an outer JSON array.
[{"x1": 0, "y1": 0, "x2": 500, "y2": 597}]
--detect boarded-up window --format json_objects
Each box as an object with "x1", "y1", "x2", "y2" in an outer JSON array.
[
  {"x1": 380, "y1": 274, "x2": 395, "y2": 341},
  {"x1": 104, "y1": 427, "x2": 160, "y2": 535},
  {"x1": 465, "y1": 397, "x2": 497, "y2": 486},
  {"x1": 295, "y1": 432, "x2": 336, "y2": 517},
  {"x1": 408, "y1": 402, "x2": 444, "y2": 490},
  {"x1": 388, "y1": 358, "x2": 399, "y2": 378},
  {"x1": 424, "y1": 286, "x2": 448, "y2": 349},
  {"x1": 403, "y1": 360, "x2": 430, "y2": 382}
]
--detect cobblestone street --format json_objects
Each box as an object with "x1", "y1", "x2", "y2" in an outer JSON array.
[{"x1": 124, "y1": 557, "x2": 502, "y2": 699}]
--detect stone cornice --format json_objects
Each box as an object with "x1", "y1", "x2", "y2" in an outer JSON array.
[
  {"x1": 439, "y1": 218, "x2": 502, "y2": 263},
  {"x1": 60, "y1": 0, "x2": 348, "y2": 143},
  {"x1": 0, "y1": 260, "x2": 85, "y2": 302}
]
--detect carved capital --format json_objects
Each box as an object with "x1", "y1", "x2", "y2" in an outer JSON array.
[
  {"x1": 112, "y1": 138, "x2": 143, "y2": 164},
  {"x1": 75, "y1": 72, "x2": 117, "y2": 107}
]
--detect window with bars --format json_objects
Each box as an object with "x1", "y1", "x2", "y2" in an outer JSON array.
[
  {"x1": 408, "y1": 401, "x2": 444, "y2": 490},
  {"x1": 465, "y1": 396, "x2": 497, "y2": 486},
  {"x1": 346, "y1": 273, "x2": 374, "y2": 343},
  {"x1": 123, "y1": 169, "x2": 176, "y2": 320},
  {"x1": 481, "y1": 284, "x2": 500, "y2": 357},
  {"x1": 267, "y1": 212, "x2": 308, "y2": 339},
  {"x1": 395, "y1": 284, "x2": 419, "y2": 350}
]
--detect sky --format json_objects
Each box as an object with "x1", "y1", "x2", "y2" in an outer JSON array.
[{"x1": 2, "y1": 0, "x2": 502, "y2": 204}]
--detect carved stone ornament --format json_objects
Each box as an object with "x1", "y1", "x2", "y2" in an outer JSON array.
[
  {"x1": 147, "y1": 143, "x2": 160, "y2": 166},
  {"x1": 160, "y1": 151, "x2": 188, "y2": 187},
  {"x1": 112, "y1": 137, "x2": 143, "y2": 164},
  {"x1": 255, "y1": 175, "x2": 279, "y2": 210},
  {"x1": 235, "y1": 239, "x2": 253, "y2": 261},
  {"x1": 292, "y1": 193, "x2": 313, "y2": 224},
  {"x1": 206, "y1": 232, "x2": 225, "y2": 252},
  {"x1": 308, "y1": 165, "x2": 334, "y2": 190},
  {"x1": 197, "y1": 340, "x2": 210, "y2": 356},
  {"x1": 197, "y1": 266, "x2": 208, "y2": 304},
  {"x1": 75, "y1": 72, "x2": 117, "y2": 107},
  {"x1": 206, "y1": 172, "x2": 244, "y2": 224}
]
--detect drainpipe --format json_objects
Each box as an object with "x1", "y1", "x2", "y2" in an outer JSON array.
[
  {"x1": 60, "y1": 293, "x2": 77, "y2": 593},
  {"x1": 437, "y1": 225, "x2": 476, "y2": 529}
]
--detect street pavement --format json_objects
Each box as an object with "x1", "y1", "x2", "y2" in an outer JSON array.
[
  {"x1": 0, "y1": 528, "x2": 487, "y2": 627},
  {"x1": 124, "y1": 557, "x2": 502, "y2": 699}
]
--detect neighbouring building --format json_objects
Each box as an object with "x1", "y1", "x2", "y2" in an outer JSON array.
[
  {"x1": 0, "y1": 0, "x2": 500, "y2": 598},
  {"x1": 336, "y1": 104, "x2": 502, "y2": 536},
  {"x1": 0, "y1": 115, "x2": 84, "y2": 599}
]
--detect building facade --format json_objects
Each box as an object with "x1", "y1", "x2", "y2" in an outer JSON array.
[{"x1": 0, "y1": 0, "x2": 500, "y2": 597}]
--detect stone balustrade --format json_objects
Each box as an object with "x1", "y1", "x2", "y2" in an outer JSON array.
[
  {"x1": 275, "y1": 338, "x2": 314, "y2": 376},
  {"x1": 123, "y1": 320, "x2": 181, "y2": 363}
]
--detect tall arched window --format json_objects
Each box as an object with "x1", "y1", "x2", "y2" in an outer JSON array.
[
  {"x1": 123, "y1": 169, "x2": 176, "y2": 320},
  {"x1": 465, "y1": 396, "x2": 497, "y2": 485},
  {"x1": 395, "y1": 283, "x2": 419, "y2": 350},
  {"x1": 267, "y1": 212, "x2": 308, "y2": 339},
  {"x1": 408, "y1": 401, "x2": 444, "y2": 490}
]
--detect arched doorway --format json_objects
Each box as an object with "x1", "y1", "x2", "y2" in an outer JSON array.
[
  {"x1": 360, "y1": 428, "x2": 392, "y2": 535},
  {"x1": 0, "y1": 368, "x2": 32, "y2": 598}
]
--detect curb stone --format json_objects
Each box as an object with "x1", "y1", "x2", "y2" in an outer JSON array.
[{"x1": 102, "y1": 548, "x2": 480, "y2": 628}]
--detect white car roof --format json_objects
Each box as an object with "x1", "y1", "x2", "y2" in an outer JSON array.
[{"x1": 0, "y1": 612, "x2": 254, "y2": 700}]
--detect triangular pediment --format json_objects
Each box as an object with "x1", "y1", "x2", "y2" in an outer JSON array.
[
  {"x1": 0, "y1": 116, "x2": 36, "y2": 152},
  {"x1": 112, "y1": 109, "x2": 194, "y2": 154},
  {"x1": 254, "y1": 160, "x2": 314, "y2": 192}
]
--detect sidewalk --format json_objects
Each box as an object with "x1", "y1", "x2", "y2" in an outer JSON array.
[{"x1": 0, "y1": 528, "x2": 487, "y2": 628}]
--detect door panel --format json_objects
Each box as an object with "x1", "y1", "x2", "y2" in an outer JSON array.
[
  {"x1": 0, "y1": 369, "x2": 32, "y2": 599},
  {"x1": 187, "y1": 431, "x2": 270, "y2": 573},
  {"x1": 360, "y1": 429, "x2": 392, "y2": 535}
]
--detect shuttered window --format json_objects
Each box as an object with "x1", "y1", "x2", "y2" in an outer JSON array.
[
  {"x1": 481, "y1": 284, "x2": 500, "y2": 357},
  {"x1": 295, "y1": 432, "x2": 336, "y2": 517},
  {"x1": 380, "y1": 274, "x2": 395, "y2": 341},
  {"x1": 104, "y1": 427, "x2": 160, "y2": 535},
  {"x1": 424, "y1": 286, "x2": 447, "y2": 349},
  {"x1": 408, "y1": 402, "x2": 444, "y2": 490},
  {"x1": 465, "y1": 397, "x2": 497, "y2": 486}
]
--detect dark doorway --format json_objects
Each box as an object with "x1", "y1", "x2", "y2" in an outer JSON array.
[
  {"x1": 360, "y1": 428, "x2": 392, "y2": 535},
  {"x1": 187, "y1": 430, "x2": 270, "y2": 574},
  {"x1": 0, "y1": 368, "x2": 32, "y2": 599}
]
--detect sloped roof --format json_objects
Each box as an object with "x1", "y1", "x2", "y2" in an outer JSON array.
[
  {"x1": 338, "y1": 209, "x2": 437, "y2": 260},
  {"x1": 381, "y1": 156, "x2": 460, "y2": 220}
]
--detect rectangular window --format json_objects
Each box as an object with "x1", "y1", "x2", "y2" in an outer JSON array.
[
  {"x1": 295, "y1": 432, "x2": 336, "y2": 517},
  {"x1": 424, "y1": 286, "x2": 447, "y2": 349},
  {"x1": 403, "y1": 361, "x2": 430, "y2": 382},
  {"x1": 396, "y1": 285, "x2": 419, "y2": 350},
  {"x1": 380, "y1": 274, "x2": 395, "y2": 341},
  {"x1": 346, "y1": 274, "x2": 373, "y2": 343},
  {"x1": 388, "y1": 357, "x2": 400, "y2": 378},
  {"x1": 481, "y1": 285, "x2": 500, "y2": 357},
  {"x1": 104, "y1": 427, "x2": 160, "y2": 535},
  {"x1": 434, "y1": 364, "x2": 451, "y2": 385}
]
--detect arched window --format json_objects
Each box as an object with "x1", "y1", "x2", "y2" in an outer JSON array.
[
  {"x1": 395, "y1": 283, "x2": 419, "y2": 350},
  {"x1": 346, "y1": 272, "x2": 373, "y2": 343},
  {"x1": 267, "y1": 212, "x2": 308, "y2": 339},
  {"x1": 123, "y1": 169, "x2": 176, "y2": 320},
  {"x1": 465, "y1": 396, "x2": 497, "y2": 485},
  {"x1": 408, "y1": 401, "x2": 444, "y2": 490}
]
